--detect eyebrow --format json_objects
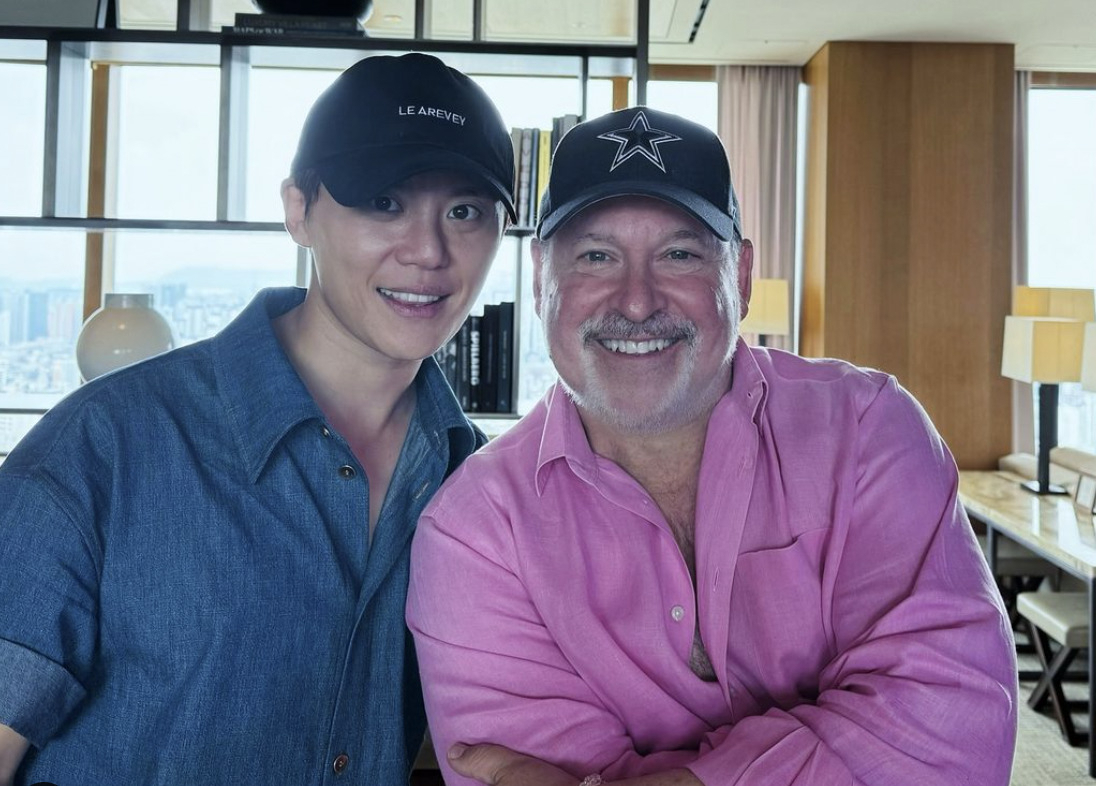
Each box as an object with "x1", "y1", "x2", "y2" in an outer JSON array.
[{"x1": 574, "y1": 228, "x2": 708, "y2": 244}]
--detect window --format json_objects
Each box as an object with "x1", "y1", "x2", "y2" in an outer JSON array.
[
  {"x1": 0, "y1": 230, "x2": 86, "y2": 452},
  {"x1": 0, "y1": 61, "x2": 84, "y2": 453},
  {"x1": 1027, "y1": 85, "x2": 1096, "y2": 454},
  {"x1": 0, "y1": 40, "x2": 642, "y2": 449},
  {"x1": 0, "y1": 62, "x2": 46, "y2": 216},
  {"x1": 646, "y1": 80, "x2": 718, "y2": 131}
]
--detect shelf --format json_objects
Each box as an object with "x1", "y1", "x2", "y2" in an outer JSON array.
[
  {"x1": 0, "y1": 216, "x2": 537, "y2": 236},
  {"x1": 0, "y1": 4, "x2": 646, "y2": 423},
  {"x1": 0, "y1": 25, "x2": 638, "y2": 59}
]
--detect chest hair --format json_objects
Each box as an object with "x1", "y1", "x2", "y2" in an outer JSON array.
[{"x1": 653, "y1": 488, "x2": 718, "y2": 683}]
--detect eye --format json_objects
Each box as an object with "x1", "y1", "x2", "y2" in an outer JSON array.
[
  {"x1": 367, "y1": 195, "x2": 399, "y2": 212},
  {"x1": 667, "y1": 249, "x2": 696, "y2": 261},
  {"x1": 580, "y1": 250, "x2": 611, "y2": 263},
  {"x1": 448, "y1": 203, "x2": 483, "y2": 221}
]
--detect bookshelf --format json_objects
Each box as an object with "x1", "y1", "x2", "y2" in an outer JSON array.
[{"x1": 0, "y1": 1, "x2": 648, "y2": 424}]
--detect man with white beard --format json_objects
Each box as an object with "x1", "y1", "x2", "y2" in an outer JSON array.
[{"x1": 407, "y1": 106, "x2": 1018, "y2": 786}]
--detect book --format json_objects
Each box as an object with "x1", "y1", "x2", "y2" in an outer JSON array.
[
  {"x1": 536, "y1": 129, "x2": 552, "y2": 223},
  {"x1": 467, "y1": 315, "x2": 482, "y2": 412},
  {"x1": 478, "y1": 304, "x2": 500, "y2": 413},
  {"x1": 495, "y1": 301, "x2": 515, "y2": 414},
  {"x1": 433, "y1": 334, "x2": 459, "y2": 395},
  {"x1": 516, "y1": 128, "x2": 535, "y2": 228},
  {"x1": 224, "y1": 25, "x2": 366, "y2": 37},
  {"x1": 226, "y1": 12, "x2": 365, "y2": 37},
  {"x1": 233, "y1": 12, "x2": 363, "y2": 31},
  {"x1": 456, "y1": 318, "x2": 473, "y2": 411}
]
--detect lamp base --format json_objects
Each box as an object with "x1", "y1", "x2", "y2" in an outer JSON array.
[{"x1": 1019, "y1": 479, "x2": 1069, "y2": 496}]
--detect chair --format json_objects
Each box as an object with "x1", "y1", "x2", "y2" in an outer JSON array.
[{"x1": 1016, "y1": 591, "x2": 1089, "y2": 746}]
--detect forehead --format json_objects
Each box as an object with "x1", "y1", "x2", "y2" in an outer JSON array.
[
  {"x1": 386, "y1": 168, "x2": 496, "y2": 197},
  {"x1": 554, "y1": 195, "x2": 714, "y2": 243}
]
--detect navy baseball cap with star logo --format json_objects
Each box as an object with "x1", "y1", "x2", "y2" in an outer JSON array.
[{"x1": 536, "y1": 106, "x2": 741, "y2": 241}]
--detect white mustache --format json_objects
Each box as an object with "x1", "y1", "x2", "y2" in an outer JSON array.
[{"x1": 581, "y1": 312, "x2": 697, "y2": 345}]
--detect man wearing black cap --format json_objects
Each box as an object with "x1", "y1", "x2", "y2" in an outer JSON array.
[
  {"x1": 0, "y1": 53, "x2": 513, "y2": 785},
  {"x1": 407, "y1": 106, "x2": 1017, "y2": 785}
]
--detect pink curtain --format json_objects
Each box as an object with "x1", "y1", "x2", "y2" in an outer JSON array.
[{"x1": 717, "y1": 65, "x2": 800, "y2": 352}]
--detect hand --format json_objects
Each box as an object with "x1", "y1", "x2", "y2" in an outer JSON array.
[{"x1": 448, "y1": 742, "x2": 579, "y2": 786}]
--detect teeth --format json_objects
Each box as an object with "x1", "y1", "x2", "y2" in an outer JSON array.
[
  {"x1": 379, "y1": 288, "x2": 442, "y2": 305},
  {"x1": 600, "y1": 338, "x2": 674, "y2": 355}
]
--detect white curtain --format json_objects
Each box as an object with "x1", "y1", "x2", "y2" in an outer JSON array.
[
  {"x1": 1013, "y1": 70, "x2": 1034, "y2": 454},
  {"x1": 717, "y1": 65, "x2": 800, "y2": 352}
]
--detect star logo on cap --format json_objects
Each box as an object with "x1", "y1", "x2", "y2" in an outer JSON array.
[{"x1": 597, "y1": 110, "x2": 682, "y2": 173}]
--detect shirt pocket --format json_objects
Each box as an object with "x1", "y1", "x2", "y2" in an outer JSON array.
[{"x1": 726, "y1": 527, "x2": 832, "y2": 710}]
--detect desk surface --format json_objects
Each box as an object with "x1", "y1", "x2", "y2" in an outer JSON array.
[{"x1": 960, "y1": 470, "x2": 1096, "y2": 578}]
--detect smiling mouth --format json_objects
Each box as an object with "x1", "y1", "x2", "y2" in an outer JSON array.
[
  {"x1": 378, "y1": 287, "x2": 445, "y2": 305},
  {"x1": 597, "y1": 338, "x2": 677, "y2": 355}
]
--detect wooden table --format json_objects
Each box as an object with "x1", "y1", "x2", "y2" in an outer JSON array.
[{"x1": 960, "y1": 470, "x2": 1096, "y2": 776}]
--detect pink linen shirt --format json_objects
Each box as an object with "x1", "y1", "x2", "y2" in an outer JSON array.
[{"x1": 407, "y1": 343, "x2": 1017, "y2": 785}]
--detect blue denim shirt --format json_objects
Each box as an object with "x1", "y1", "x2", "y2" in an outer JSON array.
[{"x1": 0, "y1": 287, "x2": 481, "y2": 785}]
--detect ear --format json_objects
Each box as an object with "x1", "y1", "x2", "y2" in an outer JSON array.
[
  {"x1": 531, "y1": 238, "x2": 548, "y2": 319},
  {"x1": 736, "y1": 238, "x2": 754, "y2": 321},
  {"x1": 281, "y1": 178, "x2": 312, "y2": 248}
]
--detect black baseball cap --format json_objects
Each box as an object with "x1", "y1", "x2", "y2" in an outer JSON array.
[
  {"x1": 292, "y1": 53, "x2": 517, "y2": 222},
  {"x1": 536, "y1": 106, "x2": 741, "y2": 240}
]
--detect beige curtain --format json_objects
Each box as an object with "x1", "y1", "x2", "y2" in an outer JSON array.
[
  {"x1": 1013, "y1": 71, "x2": 1034, "y2": 454},
  {"x1": 717, "y1": 65, "x2": 800, "y2": 352}
]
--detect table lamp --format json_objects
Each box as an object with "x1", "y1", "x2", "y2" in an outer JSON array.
[
  {"x1": 740, "y1": 278, "x2": 790, "y2": 347},
  {"x1": 1001, "y1": 315, "x2": 1086, "y2": 494},
  {"x1": 76, "y1": 293, "x2": 175, "y2": 382},
  {"x1": 1014, "y1": 286, "x2": 1096, "y2": 321}
]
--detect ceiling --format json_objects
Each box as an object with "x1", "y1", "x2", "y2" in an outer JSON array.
[
  {"x1": 652, "y1": 0, "x2": 1096, "y2": 70},
  {"x1": 111, "y1": 0, "x2": 1096, "y2": 72},
  {"x1": 362, "y1": 0, "x2": 1096, "y2": 72}
]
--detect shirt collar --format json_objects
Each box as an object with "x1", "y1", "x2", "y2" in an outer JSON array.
[
  {"x1": 534, "y1": 338, "x2": 769, "y2": 495},
  {"x1": 212, "y1": 288, "x2": 321, "y2": 483},
  {"x1": 211, "y1": 288, "x2": 479, "y2": 484}
]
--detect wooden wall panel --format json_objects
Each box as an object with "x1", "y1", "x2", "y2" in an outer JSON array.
[{"x1": 802, "y1": 42, "x2": 1014, "y2": 470}]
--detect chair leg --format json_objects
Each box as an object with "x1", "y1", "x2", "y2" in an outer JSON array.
[
  {"x1": 1028, "y1": 626, "x2": 1087, "y2": 746},
  {"x1": 1018, "y1": 619, "x2": 1050, "y2": 684}
]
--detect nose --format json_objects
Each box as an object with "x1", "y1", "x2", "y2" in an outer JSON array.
[
  {"x1": 395, "y1": 212, "x2": 449, "y2": 269},
  {"x1": 613, "y1": 260, "x2": 665, "y2": 322}
]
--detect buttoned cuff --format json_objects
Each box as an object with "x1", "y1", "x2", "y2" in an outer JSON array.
[{"x1": 0, "y1": 637, "x2": 86, "y2": 747}]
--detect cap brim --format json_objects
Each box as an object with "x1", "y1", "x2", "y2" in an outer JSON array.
[
  {"x1": 316, "y1": 145, "x2": 517, "y2": 223},
  {"x1": 538, "y1": 181, "x2": 735, "y2": 241}
]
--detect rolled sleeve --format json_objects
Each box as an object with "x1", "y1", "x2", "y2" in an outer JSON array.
[
  {"x1": 0, "y1": 470, "x2": 100, "y2": 747},
  {"x1": 0, "y1": 638, "x2": 86, "y2": 747}
]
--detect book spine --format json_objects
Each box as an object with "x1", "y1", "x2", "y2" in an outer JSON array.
[
  {"x1": 457, "y1": 318, "x2": 472, "y2": 411},
  {"x1": 434, "y1": 334, "x2": 459, "y2": 396},
  {"x1": 226, "y1": 25, "x2": 365, "y2": 37},
  {"x1": 536, "y1": 130, "x2": 552, "y2": 225},
  {"x1": 478, "y1": 305, "x2": 499, "y2": 413},
  {"x1": 233, "y1": 12, "x2": 362, "y2": 31},
  {"x1": 467, "y1": 315, "x2": 482, "y2": 412},
  {"x1": 496, "y1": 301, "x2": 515, "y2": 414},
  {"x1": 517, "y1": 128, "x2": 534, "y2": 228}
]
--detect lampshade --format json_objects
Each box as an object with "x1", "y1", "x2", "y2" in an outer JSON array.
[
  {"x1": 740, "y1": 279, "x2": 790, "y2": 336},
  {"x1": 75, "y1": 293, "x2": 175, "y2": 381},
  {"x1": 1083, "y1": 322, "x2": 1096, "y2": 393},
  {"x1": 1001, "y1": 315, "x2": 1085, "y2": 384},
  {"x1": 1013, "y1": 286, "x2": 1096, "y2": 321}
]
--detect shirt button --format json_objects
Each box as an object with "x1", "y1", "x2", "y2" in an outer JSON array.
[
  {"x1": 332, "y1": 753, "x2": 349, "y2": 774},
  {"x1": 338, "y1": 465, "x2": 356, "y2": 479},
  {"x1": 671, "y1": 605, "x2": 685, "y2": 622},
  {"x1": 322, "y1": 426, "x2": 331, "y2": 438}
]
